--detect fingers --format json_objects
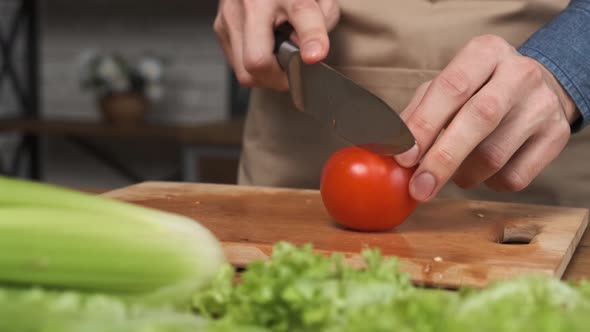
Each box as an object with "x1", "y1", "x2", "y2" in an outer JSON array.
[
  {"x1": 243, "y1": 0, "x2": 289, "y2": 90},
  {"x1": 451, "y1": 111, "x2": 530, "y2": 189},
  {"x1": 283, "y1": 0, "x2": 330, "y2": 63},
  {"x1": 213, "y1": 15, "x2": 234, "y2": 70},
  {"x1": 391, "y1": 35, "x2": 572, "y2": 200},
  {"x1": 408, "y1": 65, "x2": 520, "y2": 201},
  {"x1": 484, "y1": 96, "x2": 571, "y2": 192},
  {"x1": 451, "y1": 59, "x2": 542, "y2": 188},
  {"x1": 317, "y1": 0, "x2": 341, "y2": 31},
  {"x1": 214, "y1": 0, "x2": 337, "y2": 90},
  {"x1": 215, "y1": 1, "x2": 257, "y2": 87},
  {"x1": 485, "y1": 123, "x2": 570, "y2": 192},
  {"x1": 227, "y1": 19, "x2": 256, "y2": 87},
  {"x1": 390, "y1": 81, "x2": 432, "y2": 161},
  {"x1": 396, "y1": 35, "x2": 513, "y2": 168},
  {"x1": 399, "y1": 80, "x2": 432, "y2": 122}
]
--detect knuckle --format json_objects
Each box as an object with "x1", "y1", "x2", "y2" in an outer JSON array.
[
  {"x1": 478, "y1": 142, "x2": 507, "y2": 171},
  {"x1": 243, "y1": 52, "x2": 273, "y2": 73},
  {"x1": 558, "y1": 118, "x2": 572, "y2": 137},
  {"x1": 213, "y1": 17, "x2": 224, "y2": 35},
  {"x1": 550, "y1": 118, "x2": 571, "y2": 145},
  {"x1": 502, "y1": 170, "x2": 528, "y2": 192},
  {"x1": 410, "y1": 114, "x2": 436, "y2": 137},
  {"x1": 537, "y1": 90, "x2": 561, "y2": 113},
  {"x1": 469, "y1": 34, "x2": 511, "y2": 54},
  {"x1": 289, "y1": 0, "x2": 317, "y2": 16},
  {"x1": 469, "y1": 95, "x2": 503, "y2": 126},
  {"x1": 432, "y1": 147, "x2": 459, "y2": 172},
  {"x1": 235, "y1": 71, "x2": 256, "y2": 87},
  {"x1": 519, "y1": 57, "x2": 543, "y2": 83},
  {"x1": 436, "y1": 70, "x2": 471, "y2": 98}
]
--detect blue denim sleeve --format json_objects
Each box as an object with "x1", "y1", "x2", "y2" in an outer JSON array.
[{"x1": 517, "y1": 0, "x2": 590, "y2": 132}]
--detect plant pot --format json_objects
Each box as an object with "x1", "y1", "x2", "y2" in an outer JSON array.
[{"x1": 99, "y1": 92, "x2": 148, "y2": 126}]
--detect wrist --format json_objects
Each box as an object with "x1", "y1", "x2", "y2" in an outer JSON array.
[{"x1": 539, "y1": 63, "x2": 580, "y2": 125}]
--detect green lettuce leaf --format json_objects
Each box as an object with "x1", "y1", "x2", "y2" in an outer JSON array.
[
  {"x1": 0, "y1": 287, "x2": 208, "y2": 332},
  {"x1": 193, "y1": 242, "x2": 590, "y2": 332}
]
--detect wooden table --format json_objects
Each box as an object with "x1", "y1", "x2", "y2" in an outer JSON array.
[
  {"x1": 0, "y1": 117, "x2": 244, "y2": 182},
  {"x1": 104, "y1": 181, "x2": 590, "y2": 285},
  {"x1": 564, "y1": 230, "x2": 590, "y2": 281}
]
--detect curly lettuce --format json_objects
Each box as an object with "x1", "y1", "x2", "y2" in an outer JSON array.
[{"x1": 194, "y1": 242, "x2": 590, "y2": 332}]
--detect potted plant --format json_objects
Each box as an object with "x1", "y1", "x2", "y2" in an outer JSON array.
[{"x1": 78, "y1": 50, "x2": 167, "y2": 126}]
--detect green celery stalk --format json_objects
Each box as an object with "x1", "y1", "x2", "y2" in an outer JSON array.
[{"x1": 0, "y1": 176, "x2": 226, "y2": 306}]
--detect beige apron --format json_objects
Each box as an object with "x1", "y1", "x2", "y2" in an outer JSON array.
[{"x1": 239, "y1": 0, "x2": 590, "y2": 208}]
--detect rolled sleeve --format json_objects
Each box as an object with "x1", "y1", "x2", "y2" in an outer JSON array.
[{"x1": 518, "y1": 0, "x2": 590, "y2": 132}]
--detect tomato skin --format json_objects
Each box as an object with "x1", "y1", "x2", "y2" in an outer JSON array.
[{"x1": 320, "y1": 145, "x2": 417, "y2": 232}]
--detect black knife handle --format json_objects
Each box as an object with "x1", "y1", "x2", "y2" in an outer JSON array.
[{"x1": 273, "y1": 22, "x2": 295, "y2": 54}]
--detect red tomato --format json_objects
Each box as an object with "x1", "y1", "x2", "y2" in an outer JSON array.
[{"x1": 320, "y1": 145, "x2": 417, "y2": 232}]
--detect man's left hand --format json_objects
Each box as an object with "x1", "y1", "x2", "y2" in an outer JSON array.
[{"x1": 395, "y1": 35, "x2": 580, "y2": 202}]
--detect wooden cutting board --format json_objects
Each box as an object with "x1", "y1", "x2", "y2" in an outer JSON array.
[{"x1": 104, "y1": 181, "x2": 588, "y2": 288}]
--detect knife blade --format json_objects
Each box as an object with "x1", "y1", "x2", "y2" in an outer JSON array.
[{"x1": 273, "y1": 23, "x2": 416, "y2": 156}]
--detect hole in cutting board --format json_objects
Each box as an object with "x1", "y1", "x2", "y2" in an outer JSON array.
[{"x1": 497, "y1": 223, "x2": 539, "y2": 245}]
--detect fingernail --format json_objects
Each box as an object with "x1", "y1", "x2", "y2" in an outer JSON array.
[
  {"x1": 411, "y1": 172, "x2": 436, "y2": 201},
  {"x1": 395, "y1": 144, "x2": 419, "y2": 167},
  {"x1": 302, "y1": 41, "x2": 322, "y2": 59}
]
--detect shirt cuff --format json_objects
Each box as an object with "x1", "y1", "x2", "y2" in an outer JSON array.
[{"x1": 517, "y1": 0, "x2": 590, "y2": 132}]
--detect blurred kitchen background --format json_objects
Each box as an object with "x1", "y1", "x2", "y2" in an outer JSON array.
[{"x1": 0, "y1": 0, "x2": 249, "y2": 192}]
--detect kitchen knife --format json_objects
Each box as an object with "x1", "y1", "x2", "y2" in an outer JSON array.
[{"x1": 273, "y1": 23, "x2": 416, "y2": 156}]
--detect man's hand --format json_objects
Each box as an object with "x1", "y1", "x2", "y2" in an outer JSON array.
[
  {"x1": 214, "y1": 0, "x2": 340, "y2": 91},
  {"x1": 395, "y1": 35, "x2": 580, "y2": 202}
]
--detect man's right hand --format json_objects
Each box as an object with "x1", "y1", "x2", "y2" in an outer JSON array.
[{"x1": 214, "y1": 0, "x2": 340, "y2": 91}]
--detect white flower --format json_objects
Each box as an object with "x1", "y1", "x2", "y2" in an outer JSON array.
[
  {"x1": 97, "y1": 57, "x2": 125, "y2": 82},
  {"x1": 137, "y1": 57, "x2": 163, "y2": 82}
]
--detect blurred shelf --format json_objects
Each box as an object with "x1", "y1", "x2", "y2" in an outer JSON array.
[
  {"x1": 0, "y1": 117, "x2": 244, "y2": 147},
  {"x1": 0, "y1": 117, "x2": 245, "y2": 183}
]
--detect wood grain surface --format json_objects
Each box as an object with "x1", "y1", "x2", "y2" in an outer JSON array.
[{"x1": 104, "y1": 182, "x2": 589, "y2": 288}]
